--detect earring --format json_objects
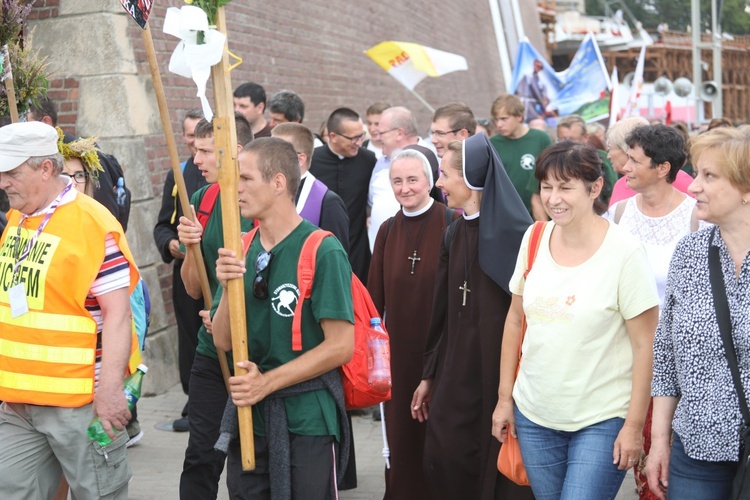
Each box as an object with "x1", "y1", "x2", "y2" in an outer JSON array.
[{"x1": 744, "y1": 199, "x2": 748, "y2": 206}]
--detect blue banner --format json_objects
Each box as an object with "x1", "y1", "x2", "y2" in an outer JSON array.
[{"x1": 511, "y1": 34, "x2": 610, "y2": 123}]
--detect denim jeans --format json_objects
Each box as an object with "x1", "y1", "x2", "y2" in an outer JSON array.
[
  {"x1": 514, "y1": 406, "x2": 626, "y2": 500},
  {"x1": 666, "y1": 432, "x2": 737, "y2": 500}
]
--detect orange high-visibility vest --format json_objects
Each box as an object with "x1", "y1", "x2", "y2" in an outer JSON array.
[{"x1": 0, "y1": 192, "x2": 139, "y2": 407}]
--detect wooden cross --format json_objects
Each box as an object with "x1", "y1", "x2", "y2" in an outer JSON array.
[
  {"x1": 408, "y1": 250, "x2": 421, "y2": 274},
  {"x1": 460, "y1": 281, "x2": 470, "y2": 306}
]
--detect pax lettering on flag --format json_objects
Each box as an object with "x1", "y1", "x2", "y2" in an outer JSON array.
[
  {"x1": 365, "y1": 41, "x2": 467, "y2": 91},
  {"x1": 121, "y1": 0, "x2": 153, "y2": 29}
]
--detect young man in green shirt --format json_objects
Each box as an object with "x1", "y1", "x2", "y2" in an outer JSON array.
[
  {"x1": 176, "y1": 113, "x2": 254, "y2": 499},
  {"x1": 489, "y1": 94, "x2": 552, "y2": 221},
  {"x1": 214, "y1": 138, "x2": 354, "y2": 499}
]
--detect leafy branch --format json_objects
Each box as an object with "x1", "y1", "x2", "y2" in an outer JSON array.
[{"x1": 184, "y1": 0, "x2": 233, "y2": 25}]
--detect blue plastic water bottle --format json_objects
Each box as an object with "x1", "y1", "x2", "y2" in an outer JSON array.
[{"x1": 115, "y1": 177, "x2": 127, "y2": 207}]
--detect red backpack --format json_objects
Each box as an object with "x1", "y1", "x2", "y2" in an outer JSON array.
[
  {"x1": 241, "y1": 228, "x2": 392, "y2": 410},
  {"x1": 196, "y1": 184, "x2": 220, "y2": 230}
]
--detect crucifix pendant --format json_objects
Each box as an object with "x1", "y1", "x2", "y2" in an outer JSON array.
[
  {"x1": 459, "y1": 281, "x2": 470, "y2": 306},
  {"x1": 407, "y1": 250, "x2": 421, "y2": 274}
]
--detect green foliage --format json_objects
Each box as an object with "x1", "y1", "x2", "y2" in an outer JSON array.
[
  {"x1": 184, "y1": 0, "x2": 233, "y2": 25},
  {"x1": 585, "y1": 0, "x2": 750, "y2": 35},
  {"x1": 0, "y1": 33, "x2": 51, "y2": 117}
]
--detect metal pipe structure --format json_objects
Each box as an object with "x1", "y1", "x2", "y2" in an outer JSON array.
[
  {"x1": 711, "y1": 0, "x2": 723, "y2": 117},
  {"x1": 691, "y1": 0, "x2": 703, "y2": 124},
  {"x1": 488, "y1": 0, "x2": 513, "y2": 89}
]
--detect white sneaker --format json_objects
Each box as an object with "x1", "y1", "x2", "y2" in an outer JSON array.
[{"x1": 126, "y1": 431, "x2": 144, "y2": 448}]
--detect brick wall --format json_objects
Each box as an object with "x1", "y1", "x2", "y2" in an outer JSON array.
[{"x1": 28, "y1": 0, "x2": 59, "y2": 21}]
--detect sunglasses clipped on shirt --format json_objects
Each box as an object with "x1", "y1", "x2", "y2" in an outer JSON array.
[{"x1": 253, "y1": 250, "x2": 273, "y2": 300}]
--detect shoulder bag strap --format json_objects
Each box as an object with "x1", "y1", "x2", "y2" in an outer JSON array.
[
  {"x1": 708, "y1": 227, "x2": 750, "y2": 425},
  {"x1": 517, "y1": 221, "x2": 548, "y2": 362}
]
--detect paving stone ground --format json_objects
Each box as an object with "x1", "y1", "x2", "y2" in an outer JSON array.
[{"x1": 126, "y1": 384, "x2": 639, "y2": 499}]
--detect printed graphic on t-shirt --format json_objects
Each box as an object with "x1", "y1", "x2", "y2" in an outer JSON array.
[
  {"x1": 526, "y1": 295, "x2": 574, "y2": 323},
  {"x1": 520, "y1": 154, "x2": 536, "y2": 171},
  {"x1": 271, "y1": 283, "x2": 299, "y2": 317}
]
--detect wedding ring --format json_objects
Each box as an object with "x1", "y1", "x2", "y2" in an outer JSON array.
[
  {"x1": 421, "y1": 403, "x2": 426, "y2": 406},
  {"x1": 628, "y1": 459, "x2": 637, "y2": 462}
]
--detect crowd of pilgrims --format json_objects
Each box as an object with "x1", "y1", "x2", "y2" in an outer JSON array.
[
  {"x1": 11, "y1": 91, "x2": 748, "y2": 500},
  {"x1": 332, "y1": 100, "x2": 750, "y2": 500}
]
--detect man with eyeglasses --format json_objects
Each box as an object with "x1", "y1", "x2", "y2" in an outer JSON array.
[
  {"x1": 310, "y1": 108, "x2": 376, "y2": 285},
  {"x1": 0, "y1": 121, "x2": 139, "y2": 499},
  {"x1": 430, "y1": 102, "x2": 476, "y2": 159},
  {"x1": 213, "y1": 137, "x2": 355, "y2": 500},
  {"x1": 367, "y1": 106, "x2": 435, "y2": 252}
]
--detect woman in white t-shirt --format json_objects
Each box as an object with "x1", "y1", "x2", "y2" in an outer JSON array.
[{"x1": 492, "y1": 141, "x2": 660, "y2": 500}]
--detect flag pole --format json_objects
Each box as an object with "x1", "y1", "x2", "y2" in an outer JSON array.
[
  {"x1": 407, "y1": 87, "x2": 435, "y2": 114},
  {"x1": 211, "y1": 6, "x2": 256, "y2": 471},
  {"x1": 140, "y1": 23, "x2": 232, "y2": 391}
]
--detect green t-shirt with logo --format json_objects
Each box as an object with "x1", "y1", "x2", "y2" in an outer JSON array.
[
  {"x1": 225, "y1": 219, "x2": 354, "y2": 439},
  {"x1": 189, "y1": 185, "x2": 254, "y2": 360},
  {"x1": 490, "y1": 128, "x2": 552, "y2": 215}
]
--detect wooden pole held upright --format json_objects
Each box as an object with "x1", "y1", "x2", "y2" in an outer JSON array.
[
  {"x1": 140, "y1": 24, "x2": 232, "y2": 391},
  {"x1": 210, "y1": 8, "x2": 255, "y2": 471}
]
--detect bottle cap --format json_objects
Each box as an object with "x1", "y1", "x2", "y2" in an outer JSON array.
[
  {"x1": 370, "y1": 317, "x2": 381, "y2": 326},
  {"x1": 137, "y1": 364, "x2": 148, "y2": 374}
]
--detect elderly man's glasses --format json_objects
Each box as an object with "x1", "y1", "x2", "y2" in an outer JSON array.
[
  {"x1": 430, "y1": 128, "x2": 461, "y2": 137},
  {"x1": 374, "y1": 128, "x2": 398, "y2": 137},
  {"x1": 61, "y1": 172, "x2": 89, "y2": 184},
  {"x1": 253, "y1": 250, "x2": 273, "y2": 300},
  {"x1": 335, "y1": 132, "x2": 365, "y2": 143}
]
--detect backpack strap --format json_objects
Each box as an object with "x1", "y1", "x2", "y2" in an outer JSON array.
[
  {"x1": 241, "y1": 227, "x2": 260, "y2": 256},
  {"x1": 613, "y1": 200, "x2": 626, "y2": 225},
  {"x1": 445, "y1": 207, "x2": 456, "y2": 227},
  {"x1": 197, "y1": 183, "x2": 221, "y2": 230},
  {"x1": 690, "y1": 206, "x2": 700, "y2": 233},
  {"x1": 382, "y1": 216, "x2": 396, "y2": 247},
  {"x1": 442, "y1": 217, "x2": 459, "y2": 254},
  {"x1": 292, "y1": 230, "x2": 334, "y2": 352}
]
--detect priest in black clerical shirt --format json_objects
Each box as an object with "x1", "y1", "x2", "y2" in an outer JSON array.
[{"x1": 309, "y1": 108, "x2": 376, "y2": 285}]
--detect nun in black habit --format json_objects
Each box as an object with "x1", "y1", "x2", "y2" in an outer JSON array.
[{"x1": 411, "y1": 134, "x2": 535, "y2": 500}]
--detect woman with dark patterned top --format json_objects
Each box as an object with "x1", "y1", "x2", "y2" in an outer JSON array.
[{"x1": 646, "y1": 127, "x2": 750, "y2": 499}]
